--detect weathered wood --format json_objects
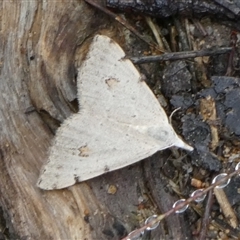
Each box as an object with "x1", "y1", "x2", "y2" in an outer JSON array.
[{"x1": 0, "y1": 0, "x2": 105, "y2": 239}]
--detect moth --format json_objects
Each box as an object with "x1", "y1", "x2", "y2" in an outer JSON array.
[{"x1": 37, "y1": 35, "x2": 193, "y2": 190}]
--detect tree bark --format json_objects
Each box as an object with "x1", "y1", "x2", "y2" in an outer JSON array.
[{"x1": 0, "y1": 0, "x2": 101, "y2": 238}]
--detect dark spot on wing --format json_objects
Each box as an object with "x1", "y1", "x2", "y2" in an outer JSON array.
[
  {"x1": 74, "y1": 174, "x2": 81, "y2": 183},
  {"x1": 78, "y1": 144, "x2": 90, "y2": 157},
  {"x1": 104, "y1": 165, "x2": 110, "y2": 172},
  {"x1": 56, "y1": 165, "x2": 63, "y2": 170},
  {"x1": 51, "y1": 184, "x2": 57, "y2": 189},
  {"x1": 54, "y1": 174, "x2": 60, "y2": 178},
  {"x1": 105, "y1": 78, "x2": 120, "y2": 88}
]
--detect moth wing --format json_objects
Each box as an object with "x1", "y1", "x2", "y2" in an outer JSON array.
[
  {"x1": 78, "y1": 34, "x2": 168, "y2": 127},
  {"x1": 37, "y1": 114, "x2": 170, "y2": 190},
  {"x1": 78, "y1": 35, "x2": 192, "y2": 150}
]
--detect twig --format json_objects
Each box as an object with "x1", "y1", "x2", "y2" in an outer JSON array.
[
  {"x1": 185, "y1": 18, "x2": 193, "y2": 50},
  {"x1": 84, "y1": 0, "x2": 157, "y2": 49},
  {"x1": 225, "y1": 31, "x2": 238, "y2": 76},
  {"x1": 192, "y1": 18, "x2": 208, "y2": 37},
  {"x1": 214, "y1": 188, "x2": 238, "y2": 228},
  {"x1": 200, "y1": 96, "x2": 219, "y2": 151},
  {"x1": 174, "y1": 18, "x2": 189, "y2": 51},
  {"x1": 145, "y1": 16, "x2": 164, "y2": 51},
  {"x1": 130, "y1": 47, "x2": 232, "y2": 64},
  {"x1": 199, "y1": 189, "x2": 213, "y2": 240},
  {"x1": 170, "y1": 26, "x2": 177, "y2": 52}
]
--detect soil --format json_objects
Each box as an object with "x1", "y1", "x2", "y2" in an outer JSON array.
[{"x1": 105, "y1": 1, "x2": 240, "y2": 239}]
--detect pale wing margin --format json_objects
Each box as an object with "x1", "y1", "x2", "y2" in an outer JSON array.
[
  {"x1": 37, "y1": 114, "x2": 170, "y2": 190},
  {"x1": 77, "y1": 35, "x2": 169, "y2": 127}
]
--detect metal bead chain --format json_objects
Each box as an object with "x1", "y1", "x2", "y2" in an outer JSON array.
[{"x1": 126, "y1": 162, "x2": 240, "y2": 240}]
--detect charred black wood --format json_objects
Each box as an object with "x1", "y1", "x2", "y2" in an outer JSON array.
[{"x1": 107, "y1": 0, "x2": 240, "y2": 21}]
